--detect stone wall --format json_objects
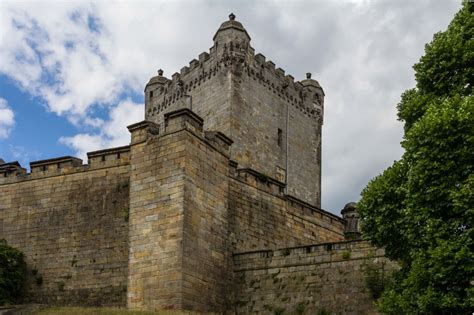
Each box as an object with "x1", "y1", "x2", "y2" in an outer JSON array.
[
  {"x1": 126, "y1": 119, "x2": 187, "y2": 310},
  {"x1": 127, "y1": 109, "x2": 233, "y2": 312},
  {"x1": 0, "y1": 150, "x2": 131, "y2": 306},
  {"x1": 229, "y1": 167, "x2": 345, "y2": 253},
  {"x1": 233, "y1": 240, "x2": 397, "y2": 315}
]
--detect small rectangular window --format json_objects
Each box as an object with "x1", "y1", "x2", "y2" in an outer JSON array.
[
  {"x1": 277, "y1": 128, "x2": 283, "y2": 147},
  {"x1": 149, "y1": 90, "x2": 153, "y2": 98}
]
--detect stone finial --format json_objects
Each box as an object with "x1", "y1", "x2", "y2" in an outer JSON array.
[
  {"x1": 341, "y1": 202, "x2": 361, "y2": 240},
  {"x1": 306, "y1": 72, "x2": 312, "y2": 79},
  {"x1": 158, "y1": 69, "x2": 164, "y2": 76},
  {"x1": 229, "y1": 13, "x2": 236, "y2": 21}
]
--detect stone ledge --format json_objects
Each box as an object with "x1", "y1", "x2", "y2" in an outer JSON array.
[
  {"x1": 164, "y1": 108, "x2": 204, "y2": 127},
  {"x1": 30, "y1": 156, "x2": 83, "y2": 173},
  {"x1": 87, "y1": 146, "x2": 131, "y2": 168},
  {"x1": 286, "y1": 195, "x2": 345, "y2": 224},
  {"x1": 0, "y1": 161, "x2": 27, "y2": 177}
]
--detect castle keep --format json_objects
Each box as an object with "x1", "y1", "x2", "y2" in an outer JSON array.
[
  {"x1": 145, "y1": 13, "x2": 324, "y2": 207},
  {"x1": 0, "y1": 15, "x2": 393, "y2": 314}
]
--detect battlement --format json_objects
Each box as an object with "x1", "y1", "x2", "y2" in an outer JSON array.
[
  {"x1": 235, "y1": 167, "x2": 286, "y2": 196},
  {"x1": 0, "y1": 146, "x2": 131, "y2": 185},
  {"x1": 87, "y1": 145, "x2": 130, "y2": 168},
  {"x1": 30, "y1": 156, "x2": 83, "y2": 173},
  {"x1": 0, "y1": 161, "x2": 26, "y2": 177},
  {"x1": 145, "y1": 52, "x2": 324, "y2": 122},
  {"x1": 145, "y1": 16, "x2": 324, "y2": 124},
  {"x1": 233, "y1": 240, "x2": 384, "y2": 265}
]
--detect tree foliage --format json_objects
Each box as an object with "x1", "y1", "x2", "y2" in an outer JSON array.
[
  {"x1": 358, "y1": 3, "x2": 474, "y2": 314},
  {"x1": 0, "y1": 239, "x2": 26, "y2": 305}
]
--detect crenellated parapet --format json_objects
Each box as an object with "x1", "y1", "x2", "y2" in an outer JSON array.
[
  {"x1": 30, "y1": 156, "x2": 83, "y2": 173},
  {"x1": 0, "y1": 147, "x2": 130, "y2": 185},
  {"x1": 145, "y1": 14, "x2": 324, "y2": 124},
  {"x1": 87, "y1": 146, "x2": 130, "y2": 168},
  {"x1": 0, "y1": 161, "x2": 26, "y2": 177}
]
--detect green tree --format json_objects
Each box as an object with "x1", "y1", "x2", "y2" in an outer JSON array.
[
  {"x1": 0, "y1": 239, "x2": 26, "y2": 305},
  {"x1": 358, "y1": 3, "x2": 473, "y2": 314}
]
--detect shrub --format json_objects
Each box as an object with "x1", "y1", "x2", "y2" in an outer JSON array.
[
  {"x1": 342, "y1": 251, "x2": 351, "y2": 260},
  {"x1": 296, "y1": 302, "x2": 307, "y2": 314},
  {"x1": 0, "y1": 239, "x2": 26, "y2": 305},
  {"x1": 363, "y1": 260, "x2": 390, "y2": 300},
  {"x1": 317, "y1": 309, "x2": 331, "y2": 315}
]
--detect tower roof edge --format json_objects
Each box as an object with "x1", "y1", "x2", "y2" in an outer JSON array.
[{"x1": 213, "y1": 13, "x2": 251, "y2": 41}]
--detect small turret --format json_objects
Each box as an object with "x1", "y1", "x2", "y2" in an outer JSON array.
[
  {"x1": 213, "y1": 13, "x2": 251, "y2": 42},
  {"x1": 145, "y1": 69, "x2": 170, "y2": 111},
  {"x1": 301, "y1": 73, "x2": 324, "y2": 98},
  {"x1": 146, "y1": 69, "x2": 169, "y2": 90},
  {"x1": 341, "y1": 202, "x2": 361, "y2": 240},
  {"x1": 213, "y1": 13, "x2": 251, "y2": 58},
  {"x1": 300, "y1": 72, "x2": 325, "y2": 123}
]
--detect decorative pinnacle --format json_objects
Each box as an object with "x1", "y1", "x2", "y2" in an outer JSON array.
[
  {"x1": 229, "y1": 13, "x2": 236, "y2": 21},
  {"x1": 158, "y1": 69, "x2": 163, "y2": 76},
  {"x1": 306, "y1": 72, "x2": 312, "y2": 79}
]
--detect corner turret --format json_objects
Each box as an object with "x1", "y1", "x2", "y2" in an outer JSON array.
[
  {"x1": 213, "y1": 13, "x2": 251, "y2": 42},
  {"x1": 300, "y1": 72, "x2": 325, "y2": 124},
  {"x1": 213, "y1": 13, "x2": 251, "y2": 59},
  {"x1": 145, "y1": 69, "x2": 170, "y2": 116},
  {"x1": 341, "y1": 202, "x2": 361, "y2": 240}
]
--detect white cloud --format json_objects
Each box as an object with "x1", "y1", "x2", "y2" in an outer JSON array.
[
  {"x1": 0, "y1": 98, "x2": 15, "y2": 139},
  {"x1": 59, "y1": 99, "x2": 143, "y2": 160},
  {"x1": 0, "y1": 0, "x2": 461, "y2": 212}
]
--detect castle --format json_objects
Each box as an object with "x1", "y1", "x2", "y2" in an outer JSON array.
[{"x1": 0, "y1": 14, "x2": 393, "y2": 314}]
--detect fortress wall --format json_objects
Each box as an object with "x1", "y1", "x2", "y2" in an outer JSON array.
[
  {"x1": 127, "y1": 120, "x2": 188, "y2": 310},
  {"x1": 127, "y1": 110, "x2": 232, "y2": 312},
  {"x1": 229, "y1": 168, "x2": 345, "y2": 252},
  {"x1": 0, "y1": 157, "x2": 130, "y2": 306},
  {"x1": 233, "y1": 240, "x2": 396, "y2": 315},
  {"x1": 181, "y1": 128, "x2": 232, "y2": 311}
]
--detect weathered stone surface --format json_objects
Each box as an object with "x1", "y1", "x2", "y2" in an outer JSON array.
[
  {"x1": 127, "y1": 110, "x2": 232, "y2": 312},
  {"x1": 233, "y1": 241, "x2": 397, "y2": 315},
  {"x1": 0, "y1": 155, "x2": 130, "y2": 306}
]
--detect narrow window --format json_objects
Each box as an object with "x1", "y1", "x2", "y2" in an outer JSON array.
[
  {"x1": 277, "y1": 128, "x2": 283, "y2": 147},
  {"x1": 149, "y1": 90, "x2": 153, "y2": 98}
]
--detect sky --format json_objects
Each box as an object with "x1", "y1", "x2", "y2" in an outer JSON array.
[{"x1": 0, "y1": 0, "x2": 461, "y2": 214}]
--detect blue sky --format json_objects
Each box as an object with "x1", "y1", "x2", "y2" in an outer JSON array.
[{"x1": 0, "y1": 0, "x2": 460, "y2": 213}]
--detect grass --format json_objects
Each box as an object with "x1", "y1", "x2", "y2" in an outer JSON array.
[{"x1": 35, "y1": 307, "x2": 196, "y2": 315}]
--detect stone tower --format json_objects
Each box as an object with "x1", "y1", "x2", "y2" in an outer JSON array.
[{"x1": 144, "y1": 14, "x2": 325, "y2": 207}]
